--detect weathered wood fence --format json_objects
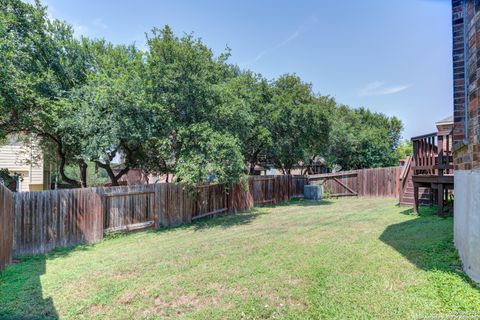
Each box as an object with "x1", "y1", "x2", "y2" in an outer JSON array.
[
  {"x1": 0, "y1": 185, "x2": 14, "y2": 271},
  {"x1": 0, "y1": 175, "x2": 307, "y2": 269},
  {"x1": 309, "y1": 167, "x2": 400, "y2": 198}
]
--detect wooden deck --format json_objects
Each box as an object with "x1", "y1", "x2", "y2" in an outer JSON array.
[
  {"x1": 411, "y1": 131, "x2": 454, "y2": 215},
  {"x1": 412, "y1": 175, "x2": 454, "y2": 184}
]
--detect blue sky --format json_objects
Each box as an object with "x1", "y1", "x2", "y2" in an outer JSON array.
[{"x1": 38, "y1": 0, "x2": 452, "y2": 139}]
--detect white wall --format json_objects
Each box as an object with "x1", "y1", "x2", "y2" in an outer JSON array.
[
  {"x1": 0, "y1": 142, "x2": 45, "y2": 192},
  {"x1": 454, "y1": 170, "x2": 480, "y2": 283}
]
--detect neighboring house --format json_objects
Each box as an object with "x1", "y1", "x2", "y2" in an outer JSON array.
[
  {"x1": 114, "y1": 168, "x2": 173, "y2": 185},
  {"x1": 451, "y1": 1, "x2": 480, "y2": 283},
  {"x1": 435, "y1": 115, "x2": 454, "y2": 149},
  {"x1": 0, "y1": 136, "x2": 50, "y2": 192}
]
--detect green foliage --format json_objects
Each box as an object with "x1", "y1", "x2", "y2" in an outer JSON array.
[
  {"x1": 174, "y1": 125, "x2": 245, "y2": 185},
  {"x1": 0, "y1": 0, "x2": 405, "y2": 188},
  {"x1": 216, "y1": 71, "x2": 273, "y2": 173},
  {"x1": 395, "y1": 139, "x2": 413, "y2": 161},
  {"x1": 326, "y1": 106, "x2": 403, "y2": 170},
  {"x1": 268, "y1": 75, "x2": 333, "y2": 173},
  {"x1": 144, "y1": 26, "x2": 246, "y2": 185},
  {"x1": 69, "y1": 42, "x2": 151, "y2": 173},
  {"x1": 0, "y1": 168, "x2": 20, "y2": 189},
  {"x1": 61, "y1": 161, "x2": 109, "y2": 187}
]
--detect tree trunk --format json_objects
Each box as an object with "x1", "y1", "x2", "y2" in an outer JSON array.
[
  {"x1": 96, "y1": 161, "x2": 129, "y2": 186},
  {"x1": 305, "y1": 156, "x2": 315, "y2": 175},
  {"x1": 249, "y1": 163, "x2": 256, "y2": 175},
  {"x1": 58, "y1": 152, "x2": 81, "y2": 188},
  {"x1": 79, "y1": 161, "x2": 88, "y2": 188},
  {"x1": 248, "y1": 150, "x2": 260, "y2": 175}
]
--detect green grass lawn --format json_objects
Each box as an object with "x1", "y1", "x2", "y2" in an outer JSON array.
[{"x1": 1, "y1": 198, "x2": 479, "y2": 319}]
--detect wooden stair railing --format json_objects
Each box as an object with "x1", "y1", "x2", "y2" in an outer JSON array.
[{"x1": 399, "y1": 156, "x2": 412, "y2": 204}]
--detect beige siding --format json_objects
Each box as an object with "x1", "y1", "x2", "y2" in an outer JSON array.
[{"x1": 0, "y1": 141, "x2": 47, "y2": 192}]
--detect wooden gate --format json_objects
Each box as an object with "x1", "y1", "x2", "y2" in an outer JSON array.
[
  {"x1": 103, "y1": 189, "x2": 156, "y2": 233},
  {"x1": 251, "y1": 177, "x2": 276, "y2": 204},
  {"x1": 308, "y1": 167, "x2": 400, "y2": 198},
  {"x1": 309, "y1": 172, "x2": 359, "y2": 197}
]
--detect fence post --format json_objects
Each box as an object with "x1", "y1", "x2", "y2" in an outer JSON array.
[
  {"x1": 288, "y1": 175, "x2": 292, "y2": 200},
  {"x1": 0, "y1": 185, "x2": 15, "y2": 271}
]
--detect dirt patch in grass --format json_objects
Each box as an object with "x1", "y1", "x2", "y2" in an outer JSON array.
[
  {"x1": 88, "y1": 304, "x2": 112, "y2": 315},
  {"x1": 118, "y1": 292, "x2": 137, "y2": 305}
]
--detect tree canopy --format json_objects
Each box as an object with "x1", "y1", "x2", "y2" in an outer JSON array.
[{"x1": 0, "y1": 0, "x2": 405, "y2": 188}]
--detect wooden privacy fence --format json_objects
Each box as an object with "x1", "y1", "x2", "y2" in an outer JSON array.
[
  {"x1": 0, "y1": 185, "x2": 14, "y2": 271},
  {"x1": 0, "y1": 175, "x2": 308, "y2": 268},
  {"x1": 14, "y1": 188, "x2": 103, "y2": 256},
  {"x1": 309, "y1": 167, "x2": 400, "y2": 198}
]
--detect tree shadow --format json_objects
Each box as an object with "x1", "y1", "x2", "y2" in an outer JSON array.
[
  {"x1": 0, "y1": 242, "x2": 101, "y2": 319},
  {"x1": 286, "y1": 199, "x2": 335, "y2": 207},
  {"x1": 190, "y1": 209, "x2": 263, "y2": 231},
  {"x1": 379, "y1": 207, "x2": 479, "y2": 290},
  {"x1": 0, "y1": 255, "x2": 58, "y2": 319},
  {"x1": 188, "y1": 199, "x2": 334, "y2": 231}
]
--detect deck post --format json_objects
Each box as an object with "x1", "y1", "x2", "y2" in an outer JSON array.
[
  {"x1": 437, "y1": 183, "x2": 444, "y2": 216},
  {"x1": 429, "y1": 188, "x2": 434, "y2": 207},
  {"x1": 413, "y1": 185, "x2": 419, "y2": 213},
  {"x1": 438, "y1": 135, "x2": 444, "y2": 177}
]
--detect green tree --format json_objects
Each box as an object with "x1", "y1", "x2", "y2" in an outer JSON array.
[
  {"x1": 145, "y1": 26, "x2": 246, "y2": 185},
  {"x1": 1, "y1": 2, "x2": 406, "y2": 188},
  {"x1": 69, "y1": 41, "x2": 151, "y2": 186},
  {"x1": 268, "y1": 74, "x2": 331, "y2": 174},
  {"x1": 216, "y1": 71, "x2": 273, "y2": 174},
  {"x1": 394, "y1": 139, "x2": 413, "y2": 161},
  {"x1": 326, "y1": 106, "x2": 403, "y2": 170},
  {"x1": 0, "y1": 0, "x2": 93, "y2": 187}
]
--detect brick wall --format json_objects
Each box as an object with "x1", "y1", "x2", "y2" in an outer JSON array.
[{"x1": 452, "y1": 0, "x2": 480, "y2": 170}]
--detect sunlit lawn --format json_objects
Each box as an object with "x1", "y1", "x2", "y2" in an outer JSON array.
[{"x1": 1, "y1": 198, "x2": 479, "y2": 319}]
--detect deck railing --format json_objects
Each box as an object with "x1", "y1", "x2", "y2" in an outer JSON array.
[
  {"x1": 399, "y1": 156, "x2": 412, "y2": 204},
  {"x1": 411, "y1": 132, "x2": 453, "y2": 176}
]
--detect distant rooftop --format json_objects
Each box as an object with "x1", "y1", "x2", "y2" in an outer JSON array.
[{"x1": 436, "y1": 115, "x2": 453, "y2": 125}]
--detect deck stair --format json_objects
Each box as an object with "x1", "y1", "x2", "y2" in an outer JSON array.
[{"x1": 399, "y1": 156, "x2": 432, "y2": 206}]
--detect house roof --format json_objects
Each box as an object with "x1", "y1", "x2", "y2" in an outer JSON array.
[
  {"x1": 436, "y1": 115, "x2": 453, "y2": 125},
  {"x1": 253, "y1": 164, "x2": 266, "y2": 171}
]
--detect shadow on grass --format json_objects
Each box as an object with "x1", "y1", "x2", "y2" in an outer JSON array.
[
  {"x1": 191, "y1": 210, "x2": 262, "y2": 231},
  {"x1": 189, "y1": 199, "x2": 334, "y2": 231},
  {"x1": 0, "y1": 255, "x2": 58, "y2": 319},
  {"x1": 275, "y1": 198, "x2": 335, "y2": 207},
  {"x1": 397, "y1": 205, "x2": 448, "y2": 217},
  {"x1": 0, "y1": 242, "x2": 102, "y2": 319},
  {"x1": 379, "y1": 207, "x2": 479, "y2": 290}
]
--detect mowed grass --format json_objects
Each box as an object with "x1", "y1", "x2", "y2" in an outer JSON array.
[{"x1": 1, "y1": 198, "x2": 480, "y2": 319}]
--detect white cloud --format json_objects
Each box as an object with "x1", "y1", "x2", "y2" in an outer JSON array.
[
  {"x1": 247, "y1": 50, "x2": 268, "y2": 65},
  {"x1": 276, "y1": 30, "x2": 301, "y2": 49},
  {"x1": 92, "y1": 18, "x2": 109, "y2": 30},
  {"x1": 242, "y1": 17, "x2": 317, "y2": 67},
  {"x1": 72, "y1": 24, "x2": 90, "y2": 37},
  {"x1": 72, "y1": 19, "x2": 109, "y2": 38},
  {"x1": 359, "y1": 81, "x2": 411, "y2": 96}
]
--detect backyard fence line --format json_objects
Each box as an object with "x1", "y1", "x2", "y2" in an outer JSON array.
[
  {"x1": 310, "y1": 166, "x2": 401, "y2": 198},
  {"x1": 13, "y1": 188, "x2": 103, "y2": 256},
  {"x1": 0, "y1": 175, "x2": 308, "y2": 266},
  {"x1": 0, "y1": 184, "x2": 14, "y2": 271}
]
